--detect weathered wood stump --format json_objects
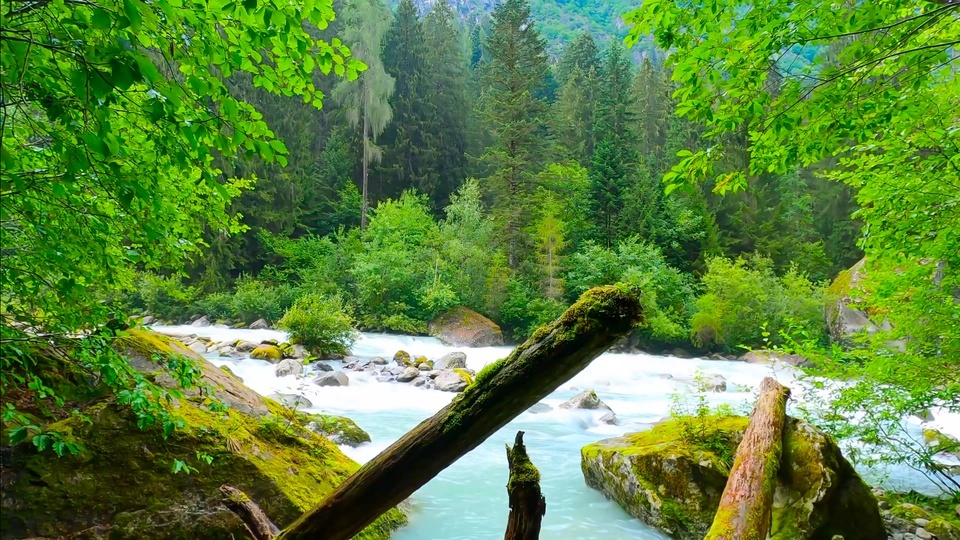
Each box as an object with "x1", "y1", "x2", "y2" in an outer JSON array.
[
  {"x1": 704, "y1": 376, "x2": 790, "y2": 540},
  {"x1": 504, "y1": 431, "x2": 546, "y2": 540},
  {"x1": 220, "y1": 485, "x2": 280, "y2": 540}
]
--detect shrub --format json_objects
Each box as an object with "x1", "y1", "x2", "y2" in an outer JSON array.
[
  {"x1": 231, "y1": 278, "x2": 298, "y2": 324},
  {"x1": 498, "y1": 279, "x2": 565, "y2": 341},
  {"x1": 277, "y1": 293, "x2": 357, "y2": 355},
  {"x1": 194, "y1": 292, "x2": 234, "y2": 322},
  {"x1": 691, "y1": 256, "x2": 827, "y2": 350},
  {"x1": 137, "y1": 274, "x2": 199, "y2": 322}
]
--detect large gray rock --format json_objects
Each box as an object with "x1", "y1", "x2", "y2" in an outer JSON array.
[
  {"x1": 397, "y1": 367, "x2": 420, "y2": 383},
  {"x1": 827, "y1": 258, "x2": 880, "y2": 344},
  {"x1": 140, "y1": 315, "x2": 155, "y2": 325},
  {"x1": 581, "y1": 416, "x2": 885, "y2": 540},
  {"x1": 435, "y1": 351, "x2": 467, "y2": 370},
  {"x1": 311, "y1": 361, "x2": 334, "y2": 372},
  {"x1": 191, "y1": 316, "x2": 211, "y2": 327},
  {"x1": 560, "y1": 390, "x2": 612, "y2": 411},
  {"x1": 304, "y1": 414, "x2": 371, "y2": 447},
  {"x1": 314, "y1": 371, "x2": 349, "y2": 387},
  {"x1": 249, "y1": 318, "x2": 271, "y2": 330},
  {"x1": 275, "y1": 358, "x2": 303, "y2": 378},
  {"x1": 234, "y1": 340, "x2": 258, "y2": 352},
  {"x1": 269, "y1": 392, "x2": 313, "y2": 408},
  {"x1": 428, "y1": 307, "x2": 503, "y2": 347},
  {"x1": 434, "y1": 370, "x2": 471, "y2": 392},
  {"x1": 370, "y1": 356, "x2": 388, "y2": 365},
  {"x1": 188, "y1": 341, "x2": 208, "y2": 354}
]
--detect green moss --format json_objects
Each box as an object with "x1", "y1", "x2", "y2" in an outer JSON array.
[
  {"x1": 453, "y1": 368, "x2": 474, "y2": 385},
  {"x1": 252, "y1": 344, "x2": 283, "y2": 361},
  {"x1": 891, "y1": 502, "x2": 933, "y2": 521},
  {"x1": 926, "y1": 518, "x2": 960, "y2": 540},
  {"x1": 506, "y1": 442, "x2": 541, "y2": 491},
  {"x1": 393, "y1": 350, "x2": 412, "y2": 367}
]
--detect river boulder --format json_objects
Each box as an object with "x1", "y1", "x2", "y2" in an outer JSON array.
[
  {"x1": 581, "y1": 415, "x2": 884, "y2": 540},
  {"x1": 275, "y1": 358, "x2": 303, "y2": 378},
  {"x1": 434, "y1": 369, "x2": 473, "y2": 392},
  {"x1": 303, "y1": 414, "x2": 371, "y2": 447},
  {"x1": 249, "y1": 318, "x2": 271, "y2": 329},
  {"x1": 428, "y1": 306, "x2": 503, "y2": 347},
  {"x1": 0, "y1": 329, "x2": 405, "y2": 539},
  {"x1": 560, "y1": 390, "x2": 612, "y2": 411},
  {"x1": 397, "y1": 367, "x2": 420, "y2": 383},
  {"x1": 435, "y1": 351, "x2": 467, "y2": 370},
  {"x1": 191, "y1": 315, "x2": 211, "y2": 327},
  {"x1": 394, "y1": 350, "x2": 413, "y2": 367},
  {"x1": 314, "y1": 371, "x2": 349, "y2": 387},
  {"x1": 251, "y1": 344, "x2": 283, "y2": 362}
]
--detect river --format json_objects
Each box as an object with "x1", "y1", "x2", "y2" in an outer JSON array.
[{"x1": 153, "y1": 325, "x2": 957, "y2": 539}]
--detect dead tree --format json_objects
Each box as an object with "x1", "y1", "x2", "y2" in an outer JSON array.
[
  {"x1": 270, "y1": 285, "x2": 642, "y2": 540},
  {"x1": 504, "y1": 431, "x2": 546, "y2": 540},
  {"x1": 704, "y1": 376, "x2": 790, "y2": 540},
  {"x1": 220, "y1": 485, "x2": 279, "y2": 540}
]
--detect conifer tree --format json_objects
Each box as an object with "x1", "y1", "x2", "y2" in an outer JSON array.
[
  {"x1": 479, "y1": 0, "x2": 549, "y2": 268},
  {"x1": 333, "y1": 0, "x2": 395, "y2": 230}
]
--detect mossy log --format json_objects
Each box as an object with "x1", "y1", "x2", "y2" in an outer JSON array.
[
  {"x1": 220, "y1": 485, "x2": 280, "y2": 540},
  {"x1": 504, "y1": 431, "x2": 546, "y2": 540},
  {"x1": 704, "y1": 377, "x2": 790, "y2": 540},
  {"x1": 276, "y1": 285, "x2": 643, "y2": 540}
]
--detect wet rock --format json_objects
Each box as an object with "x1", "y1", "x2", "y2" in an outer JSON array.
[
  {"x1": 311, "y1": 361, "x2": 334, "y2": 372},
  {"x1": 249, "y1": 318, "x2": 271, "y2": 330},
  {"x1": 140, "y1": 315, "x2": 155, "y2": 325},
  {"x1": 269, "y1": 392, "x2": 312, "y2": 408},
  {"x1": 386, "y1": 365, "x2": 405, "y2": 377},
  {"x1": 397, "y1": 367, "x2": 420, "y2": 383},
  {"x1": 916, "y1": 529, "x2": 933, "y2": 540},
  {"x1": 434, "y1": 369, "x2": 470, "y2": 392},
  {"x1": 418, "y1": 364, "x2": 432, "y2": 371},
  {"x1": 188, "y1": 341, "x2": 208, "y2": 355},
  {"x1": 394, "y1": 350, "x2": 412, "y2": 367},
  {"x1": 370, "y1": 356, "x2": 388, "y2": 365},
  {"x1": 528, "y1": 403, "x2": 552, "y2": 414},
  {"x1": 435, "y1": 351, "x2": 467, "y2": 370},
  {"x1": 599, "y1": 411, "x2": 618, "y2": 425},
  {"x1": 428, "y1": 306, "x2": 503, "y2": 347},
  {"x1": 191, "y1": 315, "x2": 211, "y2": 327},
  {"x1": 219, "y1": 365, "x2": 242, "y2": 383},
  {"x1": 261, "y1": 339, "x2": 280, "y2": 346},
  {"x1": 314, "y1": 371, "x2": 349, "y2": 387},
  {"x1": 377, "y1": 374, "x2": 396, "y2": 383},
  {"x1": 251, "y1": 344, "x2": 282, "y2": 362},
  {"x1": 304, "y1": 414, "x2": 371, "y2": 447},
  {"x1": 234, "y1": 340, "x2": 258, "y2": 352},
  {"x1": 560, "y1": 390, "x2": 613, "y2": 411},
  {"x1": 412, "y1": 377, "x2": 428, "y2": 388},
  {"x1": 275, "y1": 359, "x2": 303, "y2": 378},
  {"x1": 290, "y1": 344, "x2": 309, "y2": 359}
]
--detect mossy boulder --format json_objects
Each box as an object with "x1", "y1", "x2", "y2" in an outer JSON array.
[
  {"x1": 393, "y1": 350, "x2": 412, "y2": 367},
  {"x1": 251, "y1": 344, "x2": 283, "y2": 362},
  {"x1": 0, "y1": 330, "x2": 405, "y2": 540},
  {"x1": 302, "y1": 413, "x2": 372, "y2": 447},
  {"x1": 581, "y1": 415, "x2": 884, "y2": 540},
  {"x1": 428, "y1": 306, "x2": 503, "y2": 347}
]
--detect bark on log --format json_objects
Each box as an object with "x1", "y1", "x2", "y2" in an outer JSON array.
[
  {"x1": 220, "y1": 485, "x2": 280, "y2": 540},
  {"x1": 704, "y1": 376, "x2": 790, "y2": 540},
  {"x1": 276, "y1": 285, "x2": 643, "y2": 540},
  {"x1": 504, "y1": 431, "x2": 546, "y2": 540}
]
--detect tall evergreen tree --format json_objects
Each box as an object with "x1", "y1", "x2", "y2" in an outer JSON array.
[
  {"x1": 422, "y1": 0, "x2": 470, "y2": 210},
  {"x1": 333, "y1": 0, "x2": 395, "y2": 230},
  {"x1": 589, "y1": 40, "x2": 636, "y2": 247},
  {"x1": 551, "y1": 32, "x2": 600, "y2": 165},
  {"x1": 555, "y1": 32, "x2": 600, "y2": 87},
  {"x1": 479, "y1": 0, "x2": 549, "y2": 268},
  {"x1": 381, "y1": 0, "x2": 430, "y2": 200}
]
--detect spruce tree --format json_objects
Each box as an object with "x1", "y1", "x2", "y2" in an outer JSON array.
[
  {"x1": 479, "y1": 0, "x2": 549, "y2": 268},
  {"x1": 552, "y1": 32, "x2": 600, "y2": 165}
]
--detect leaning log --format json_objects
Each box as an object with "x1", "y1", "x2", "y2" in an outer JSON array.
[
  {"x1": 704, "y1": 376, "x2": 790, "y2": 540},
  {"x1": 220, "y1": 485, "x2": 279, "y2": 540},
  {"x1": 504, "y1": 431, "x2": 546, "y2": 540},
  {"x1": 276, "y1": 285, "x2": 643, "y2": 540}
]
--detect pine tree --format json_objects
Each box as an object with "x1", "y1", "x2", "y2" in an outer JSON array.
[
  {"x1": 632, "y1": 57, "x2": 672, "y2": 171},
  {"x1": 555, "y1": 32, "x2": 600, "y2": 87},
  {"x1": 381, "y1": 0, "x2": 430, "y2": 200},
  {"x1": 589, "y1": 40, "x2": 636, "y2": 247},
  {"x1": 333, "y1": 0, "x2": 395, "y2": 230},
  {"x1": 478, "y1": 0, "x2": 549, "y2": 269}
]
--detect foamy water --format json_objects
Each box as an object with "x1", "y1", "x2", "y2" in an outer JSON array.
[{"x1": 154, "y1": 325, "x2": 957, "y2": 539}]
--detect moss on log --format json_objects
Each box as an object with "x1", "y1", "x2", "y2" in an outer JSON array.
[{"x1": 504, "y1": 431, "x2": 546, "y2": 540}]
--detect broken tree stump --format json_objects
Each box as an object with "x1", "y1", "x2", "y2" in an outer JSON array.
[
  {"x1": 504, "y1": 431, "x2": 546, "y2": 540},
  {"x1": 704, "y1": 376, "x2": 790, "y2": 540},
  {"x1": 276, "y1": 285, "x2": 643, "y2": 540},
  {"x1": 220, "y1": 485, "x2": 280, "y2": 540}
]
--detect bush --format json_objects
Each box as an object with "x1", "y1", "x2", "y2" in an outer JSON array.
[
  {"x1": 498, "y1": 279, "x2": 565, "y2": 341},
  {"x1": 691, "y1": 256, "x2": 827, "y2": 350},
  {"x1": 277, "y1": 293, "x2": 357, "y2": 355},
  {"x1": 231, "y1": 278, "x2": 298, "y2": 324},
  {"x1": 194, "y1": 292, "x2": 234, "y2": 322},
  {"x1": 136, "y1": 274, "x2": 199, "y2": 322}
]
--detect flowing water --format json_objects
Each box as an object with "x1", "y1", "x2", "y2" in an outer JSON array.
[{"x1": 153, "y1": 325, "x2": 958, "y2": 539}]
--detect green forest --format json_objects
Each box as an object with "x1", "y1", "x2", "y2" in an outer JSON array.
[{"x1": 1, "y1": 0, "x2": 958, "y2": 537}]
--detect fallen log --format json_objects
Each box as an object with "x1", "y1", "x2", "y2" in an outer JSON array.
[
  {"x1": 504, "y1": 431, "x2": 546, "y2": 540},
  {"x1": 704, "y1": 376, "x2": 790, "y2": 540},
  {"x1": 220, "y1": 485, "x2": 279, "y2": 540},
  {"x1": 276, "y1": 285, "x2": 643, "y2": 540}
]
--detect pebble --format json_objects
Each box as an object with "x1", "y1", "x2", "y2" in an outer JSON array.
[
  {"x1": 914, "y1": 518, "x2": 929, "y2": 528},
  {"x1": 915, "y1": 529, "x2": 932, "y2": 540}
]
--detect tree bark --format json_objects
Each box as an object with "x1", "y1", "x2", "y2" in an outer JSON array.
[
  {"x1": 276, "y1": 285, "x2": 643, "y2": 540},
  {"x1": 504, "y1": 431, "x2": 546, "y2": 540},
  {"x1": 704, "y1": 376, "x2": 790, "y2": 540},
  {"x1": 220, "y1": 485, "x2": 280, "y2": 540}
]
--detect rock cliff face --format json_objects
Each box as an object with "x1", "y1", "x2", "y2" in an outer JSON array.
[
  {"x1": 581, "y1": 415, "x2": 885, "y2": 540},
  {"x1": 0, "y1": 330, "x2": 405, "y2": 540}
]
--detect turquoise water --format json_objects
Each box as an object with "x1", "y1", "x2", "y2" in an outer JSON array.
[{"x1": 153, "y1": 325, "x2": 955, "y2": 539}]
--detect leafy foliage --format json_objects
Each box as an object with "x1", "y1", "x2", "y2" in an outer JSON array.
[{"x1": 278, "y1": 293, "x2": 358, "y2": 355}]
